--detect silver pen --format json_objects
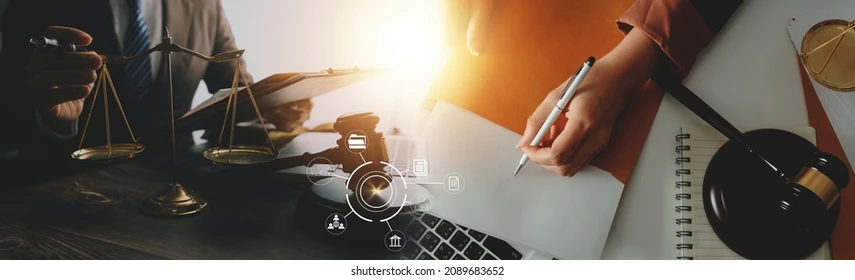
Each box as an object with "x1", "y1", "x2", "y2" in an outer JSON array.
[{"x1": 514, "y1": 56, "x2": 595, "y2": 176}]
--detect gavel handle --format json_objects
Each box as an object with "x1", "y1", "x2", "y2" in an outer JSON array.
[
  {"x1": 650, "y1": 68, "x2": 786, "y2": 177},
  {"x1": 210, "y1": 148, "x2": 341, "y2": 179},
  {"x1": 260, "y1": 148, "x2": 341, "y2": 172}
]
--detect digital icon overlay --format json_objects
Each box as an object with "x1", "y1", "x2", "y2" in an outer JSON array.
[
  {"x1": 444, "y1": 173, "x2": 465, "y2": 194},
  {"x1": 385, "y1": 230, "x2": 406, "y2": 252},
  {"x1": 346, "y1": 130, "x2": 368, "y2": 154},
  {"x1": 412, "y1": 193, "x2": 431, "y2": 215},
  {"x1": 345, "y1": 161, "x2": 408, "y2": 223},
  {"x1": 306, "y1": 157, "x2": 336, "y2": 186},
  {"x1": 412, "y1": 158, "x2": 429, "y2": 177},
  {"x1": 316, "y1": 159, "x2": 411, "y2": 245},
  {"x1": 325, "y1": 213, "x2": 347, "y2": 235}
]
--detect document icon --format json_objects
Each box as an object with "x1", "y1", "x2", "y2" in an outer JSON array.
[
  {"x1": 347, "y1": 133, "x2": 367, "y2": 151},
  {"x1": 413, "y1": 159, "x2": 428, "y2": 177},
  {"x1": 448, "y1": 176, "x2": 460, "y2": 191}
]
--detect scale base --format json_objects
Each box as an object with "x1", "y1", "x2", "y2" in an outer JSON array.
[{"x1": 141, "y1": 183, "x2": 208, "y2": 217}]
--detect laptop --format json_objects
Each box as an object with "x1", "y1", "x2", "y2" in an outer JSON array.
[
  {"x1": 391, "y1": 100, "x2": 624, "y2": 260},
  {"x1": 275, "y1": 96, "x2": 624, "y2": 260},
  {"x1": 217, "y1": 65, "x2": 624, "y2": 259},
  {"x1": 383, "y1": 133, "x2": 557, "y2": 260},
  {"x1": 276, "y1": 128, "x2": 553, "y2": 260}
]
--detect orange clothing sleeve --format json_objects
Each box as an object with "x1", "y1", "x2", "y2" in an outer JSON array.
[{"x1": 616, "y1": 0, "x2": 742, "y2": 79}]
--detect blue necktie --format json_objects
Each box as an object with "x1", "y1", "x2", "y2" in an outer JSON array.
[{"x1": 123, "y1": 0, "x2": 152, "y2": 101}]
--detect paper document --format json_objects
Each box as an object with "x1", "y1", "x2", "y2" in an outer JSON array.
[
  {"x1": 187, "y1": 87, "x2": 245, "y2": 118},
  {"x1": 787, "y1": 0, "x2": 855, "y2": 172},
  {"x1": 413, "y1": 101, "x2": 624, "y2": 260}
]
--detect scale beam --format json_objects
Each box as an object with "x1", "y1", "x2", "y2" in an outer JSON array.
[
  {"x1": 74, "y1": 26, "x2": 261, "y2": 218},
  {"x1": 103, "y1": 44, "x2": 244, "y2": 64}
]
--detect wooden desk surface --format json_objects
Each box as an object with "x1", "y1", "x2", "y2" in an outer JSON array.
[{"x1": 0, "y1": 151, "x2": 399, "y2": 260}]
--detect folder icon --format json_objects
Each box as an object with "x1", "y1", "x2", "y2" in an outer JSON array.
[{"x1": 347, "y1": 134, "x2": 367, "y2": 150}]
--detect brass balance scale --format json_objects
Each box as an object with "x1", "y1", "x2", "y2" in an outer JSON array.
[
  {"x1": 71, "y1": 27, "x2": 276, "y2": 217},
  {"x1": 799, "y1": 19, "x2": 855, "y2": 92}
]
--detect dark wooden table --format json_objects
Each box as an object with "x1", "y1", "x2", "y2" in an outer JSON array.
[{"x1": 0, "y1": 146, "x2": 402, "y2": 260}]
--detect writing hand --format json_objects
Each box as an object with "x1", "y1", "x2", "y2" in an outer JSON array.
[
  {"x1": 25, "y1": 26, "x2": 102, "y2": 132},
  {"x1": 515, "y1": 65, "x2": 626, "y2": 177},
  {"x1": 515, "y1": 29, "x2": 663, "y2": 177}
]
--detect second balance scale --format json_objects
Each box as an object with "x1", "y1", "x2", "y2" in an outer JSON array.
[{"x1": 70, "y1": 27, "x2": 276, "y2": 217}]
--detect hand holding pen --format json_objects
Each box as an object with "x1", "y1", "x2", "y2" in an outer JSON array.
[
  {"x1": 513, "y1": 28, "x2": 666, "y2": 178},
  {"x1": 514, "y1": 57, "x2": 594, "y2": 176},
  {"x1": 26, "y1": 26, "x2": 102, "y2": 132},
  {"x1": 30, "y1": 35, "x2": 90, "y2": 52}
]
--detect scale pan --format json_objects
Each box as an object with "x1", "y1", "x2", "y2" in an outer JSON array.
[
  {"x1": 801, "y1": 19, "x2": 855, "y2": 92},
  {"x1": 203, "y1": 145, "x2": 276, "y2": 165},
  {"x1": 71, "y1": 143, "x2": 145, "y2": 161}
]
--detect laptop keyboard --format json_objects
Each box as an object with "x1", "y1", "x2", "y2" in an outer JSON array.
[
  {"x1": 384, "y1": 135, "x2": 522, "y2": 260},
  {"x1": 400, "y1": 213, "x2": 523, "y2": 260}
]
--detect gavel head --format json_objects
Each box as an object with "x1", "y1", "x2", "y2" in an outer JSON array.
[
  {"x1": 778, "y1": 151, "x2": 849, "y2": 227},
  {"x1": 332, "y1": 112, "x2": 391, "y2": 194}
]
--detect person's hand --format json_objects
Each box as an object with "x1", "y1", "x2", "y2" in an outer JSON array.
[
  {"x1": 444, "y1": 0, "x2": 493, "y2": 56},
  {"x1": 516, "y1": 60, "x2": 629, "y2": 177},
  {"x1": 262, "y1": 99, "x2": 314, "y2": 133},
  {"x1": 515, "y1": 28, "x2": 663, "y2": 177},
  {"x1": 25, "y1": 26, "x2": 102, "y2": 133}
]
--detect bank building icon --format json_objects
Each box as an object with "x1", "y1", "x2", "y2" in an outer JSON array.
[{"x1": 388, "y1": 234, "x2": 402, "y2": 247}]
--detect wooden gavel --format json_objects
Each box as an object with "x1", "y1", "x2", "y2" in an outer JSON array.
[
  {"x1": 652, "y1": 67, "x2": 849, "y2": 259},
  {"x1": 652, "y1": 69, "x2": 849, "y2": 212},
  {"x1": 260, "y1": 112, "x2": 393, "y2": 195}
]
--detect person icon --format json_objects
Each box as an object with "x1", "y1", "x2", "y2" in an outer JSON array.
[
  {"x1": 325, "y1": 213, "x2": 347, "y2": 235},
  {"x1": 412, "y1": 194, "x2": 431, "y2": 214},
  {"x1": 331, "y1": 214, "x2": 345, "y2": 230}
]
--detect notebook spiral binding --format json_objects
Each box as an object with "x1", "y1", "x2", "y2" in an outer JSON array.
[{"x1": 676, "y1": 132, "x2": 693, "y2": 260}]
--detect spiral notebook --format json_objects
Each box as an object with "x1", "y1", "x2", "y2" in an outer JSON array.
[{"x1": 675, "y1": 124, "x2": 831, "y2": 260}]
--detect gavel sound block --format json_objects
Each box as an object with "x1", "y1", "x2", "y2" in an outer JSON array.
[
  {"x1": 703, "y1": 129, "x2": 848, "y2": 259},
  {"x1": 649, "y1": 66, "x2": 850, "y2": 260}
]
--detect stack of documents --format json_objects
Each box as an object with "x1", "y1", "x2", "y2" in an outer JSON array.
[{"x1": 787, "y1": 0, "x2": 855, "y2": 170}]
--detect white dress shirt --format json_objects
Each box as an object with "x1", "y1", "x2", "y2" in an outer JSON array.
[{"x1": 109, "y1": 0, "x2": 162, "y2": 80}]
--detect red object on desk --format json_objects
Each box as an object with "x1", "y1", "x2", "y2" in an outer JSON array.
[{"x1": 798, "y1": 58, "x2": 855, "y2": 260}]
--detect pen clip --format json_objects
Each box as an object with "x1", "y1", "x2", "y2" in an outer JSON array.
[
  {"x1": 557, "y1": 57, "x2": 595, "y2": 103},
  {"x1": 558, "y1": 64, "x2": 584, "y2": 102}
]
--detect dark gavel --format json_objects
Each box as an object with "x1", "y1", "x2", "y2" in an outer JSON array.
[
  {"x1": 651, "y1": 67, "x2": 849, "y2": 259},
  {"x1": 259, "y1": 112, "x2": 393, "y2": 196}
]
